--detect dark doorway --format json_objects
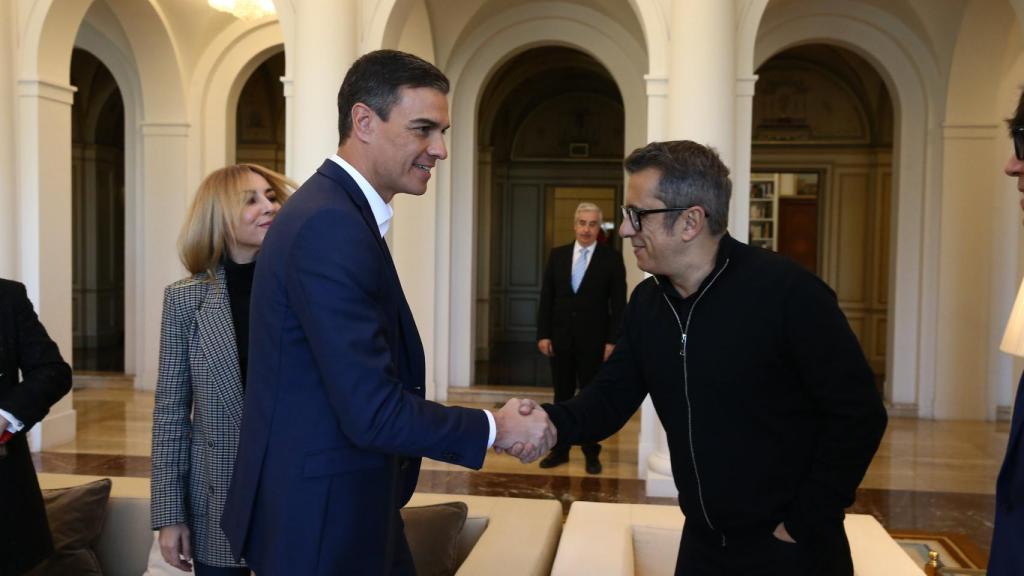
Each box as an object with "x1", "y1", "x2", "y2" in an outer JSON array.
[
  {"x1": 475, "y1": 47, "x2": 625, "y2": 387},
  {"x1": 70, "y1": 49, "x2": 125, "y2": 372},
  {"x1": 236, "y1": 51, "x2": 285, "y2": 172}
]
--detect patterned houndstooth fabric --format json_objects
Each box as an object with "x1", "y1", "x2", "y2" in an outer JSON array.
[{"x1": 151, "y1": 266, "x2": 247, "y2": 567}]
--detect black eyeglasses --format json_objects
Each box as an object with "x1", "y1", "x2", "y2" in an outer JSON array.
[
  {"x1": 621, "y1": 205, "x2": 698, "y2": 232},
  {"x1": 1013, "y1": 126, "x2": 1024, "y2": 161}
]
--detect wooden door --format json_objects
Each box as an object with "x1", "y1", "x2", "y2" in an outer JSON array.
[{"x1": 777, "y1": 196, "x2": 818, "y2": 274}]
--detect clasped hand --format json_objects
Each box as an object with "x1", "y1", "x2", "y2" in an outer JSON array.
[{"x1": 492, "y1": 398, "x2": 557, "y2": 463}]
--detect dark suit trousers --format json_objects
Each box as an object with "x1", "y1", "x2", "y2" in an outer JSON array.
[{"x1": 550, "y1": 343, "x2": 602, "y2": 457}]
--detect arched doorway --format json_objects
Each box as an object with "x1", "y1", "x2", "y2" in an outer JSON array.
[
  {"x1": 235, "y1": 51, "x2": 286, "y2": 172},
  {"x1": 475, "y1": 46, "x2": 625, "y2": 388},
  {"x1": 752, "y1": 44, "x2": 894, "y2": 390},
  {"x1": 70, "y1": 48, "x2": 125, "y2": 372}
]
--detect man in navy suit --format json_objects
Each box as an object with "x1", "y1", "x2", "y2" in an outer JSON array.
[
  {"x1": 536, "y1": 203, "x2": 626, "y2": 473},
  {"x1": 221, "y1": 50, "x2": 555, "y2": 576},
  {"x1": 992, "y1": 88, "x2": 1024, "y2": 575}
]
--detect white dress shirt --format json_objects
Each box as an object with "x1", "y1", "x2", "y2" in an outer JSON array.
[{"x1": 0, "y1": 408, "x2": 22, "y2": 433}]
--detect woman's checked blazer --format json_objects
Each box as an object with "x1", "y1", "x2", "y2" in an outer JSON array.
[{"x1": 151, "y1": 266, "x2": 246, "y2": 567}]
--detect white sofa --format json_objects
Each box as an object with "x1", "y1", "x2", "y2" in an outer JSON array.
[
  {"x1": 550, "y1": 501, "x2": 925, "y2": 576},
  {"x1": 36, "y1": 474, "x2": 563, "y2": 576}
]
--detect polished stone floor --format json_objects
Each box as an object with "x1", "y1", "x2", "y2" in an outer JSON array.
[{"x1": 36, "y1": 383, "x2": 1009, "y2": 568}]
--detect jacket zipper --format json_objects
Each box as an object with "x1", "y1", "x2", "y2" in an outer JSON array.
[{"x1": 660, "y1": 259, "x2": 730, "y2": 546}]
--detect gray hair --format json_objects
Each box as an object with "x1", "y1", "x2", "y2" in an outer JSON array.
[
  {"x1": 623, "y1": 140, "x2": 731, "y2": 235},
  {"x1": 574, "y1": 202, "x2": 603, "y2": 222}
]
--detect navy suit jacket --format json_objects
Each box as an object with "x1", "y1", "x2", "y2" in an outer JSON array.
[
  {"x1": 221, "y1": 160, "x2": 489, "y2": 575},
  {"x1": 991, "y1": 372, "x2": 1024, "y2": 574}
]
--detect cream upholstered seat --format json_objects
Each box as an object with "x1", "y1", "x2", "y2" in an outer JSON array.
[
  {"x1": 551, "y1": 501, "x2": 925, "y2": 576},
  {"x1": 36, "y1": 474, "x2": 563, "y2": 576},
  {"x1": 408, "y1": 492, "x2": 562, "y2": 575}
]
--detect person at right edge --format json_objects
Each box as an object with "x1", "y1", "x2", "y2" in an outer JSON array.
[
  {"x1": 989, "y1": 87, "x2": 1024, "y2": 576},
  {"x1": 527, "y1": 140, "x2": 888, "y2": 575}
]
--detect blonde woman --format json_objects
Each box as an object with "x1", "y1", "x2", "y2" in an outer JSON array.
[{"x1": 151, "y1": 164, "x2": 294, "y2": 575}]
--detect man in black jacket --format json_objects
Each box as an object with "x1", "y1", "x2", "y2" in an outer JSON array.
[
  {"x1": 536, "y1": 203, "x2": 626, "y2": 473},
  {"x1": 0, "y1": 279, "x2": 73, "y2": 574},
  {"x1": 530, "y1": 141, "x2": 887, "y2": 575}
]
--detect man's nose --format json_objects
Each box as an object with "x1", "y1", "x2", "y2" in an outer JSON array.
[
  {"x1": 619, "y1": 219, "x2": 635, "y2": 237},
  {"x1": 430, "y1": 134, "x2": 448, "y2": 160},
  {"x1": 1005, "y1": 153, "x2": 1023, "y2": 177}
]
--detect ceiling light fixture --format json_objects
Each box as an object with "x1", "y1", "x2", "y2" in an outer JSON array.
[{"x1": 208, "y1": 0, "x2": 276, "y2": 20}]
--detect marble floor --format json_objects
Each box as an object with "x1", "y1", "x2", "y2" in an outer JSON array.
[{"x1": 36, "y1": 382, "x2": 1008, "y2": 568}]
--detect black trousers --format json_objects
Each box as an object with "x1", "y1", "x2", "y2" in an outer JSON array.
[
  {"x1": 550, "y1": 341, "x2": 602, "y2": 457},
  {"x1": 675, "y1": 520, "x2": 852, "y2": 576}
]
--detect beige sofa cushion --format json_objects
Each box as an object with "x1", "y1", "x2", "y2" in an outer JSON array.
[{"x1": 552, "y1": 501, "x2": 926, "y2": 576}]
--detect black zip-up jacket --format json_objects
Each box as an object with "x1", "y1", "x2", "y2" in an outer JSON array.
[{"x1": 544, "y1": 234, "x2": 887, "y2": 559}]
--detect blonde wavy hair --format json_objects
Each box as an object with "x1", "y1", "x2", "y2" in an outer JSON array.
[{"x1": 179, "y1": 164, "x2": 296, "y2": 277}]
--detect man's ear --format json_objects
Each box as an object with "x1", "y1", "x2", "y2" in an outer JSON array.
[
  {"x1": 680, "y1": 207, "x2": 705, "y2": 241},
  {"x1": 350, "y1": 103, "x2": 376, "y2": 143}
]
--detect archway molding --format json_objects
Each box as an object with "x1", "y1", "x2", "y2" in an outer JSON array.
[
  {"x1": 366, "y1": 0, "x2": 665, "y2": 73},
  {"x1": 74, "y1": 18, "x2": 143, "y2": 377},
  {"x1": 189, "y1": 19, "x2": 285, "y2": 194}
]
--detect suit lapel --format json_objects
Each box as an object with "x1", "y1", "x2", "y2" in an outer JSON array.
[
  {"x1": 195, "y1": 267, "x2": 245, "y2": 429},
  {"x1": 315, "y1": 160, "x2": 399, "y2": 274},
  {"x1": 316, "y1": 160, "x2": 424, "y2": 391}
]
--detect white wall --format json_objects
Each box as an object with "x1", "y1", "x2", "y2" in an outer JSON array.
[{"x1": 0, "y1": 2, "x2": 17, "y2": 278}]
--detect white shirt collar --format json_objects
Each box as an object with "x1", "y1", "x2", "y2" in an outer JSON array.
[
  {"x1": 329, "y1": 154, "x2": 393, "y2": 238},
  {"x1": 574, "y1": 240, "x2": 595, "y2": 255}
]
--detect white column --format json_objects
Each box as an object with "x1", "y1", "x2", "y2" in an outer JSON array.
[
  {"x1": 16, "y1": 79, "x2": 77, "y2": 450},
  {"x1": 288, "y1": 0, "x2": 358, "y2": 182},
  {"x1": 668, "y1": 0, "x2": 736, "y2": 171},
  {"x1": 644, "y1": 75, "x2": 669, "y2": 144},
  {"x1": 640, "y1": 0, "x2": 737, "y2": 496},
  {"x1": 934, "y1": 123, "x2": 1001, "y2": 419},
  {"x1": 732, "y1": 75, "x2": 757, "y2": 241},
  {"x1": 0, "y1": 5, "x2": 16, "y2": 278},
  {"x1": 638, "y1": 73, "x2": 677, "y2": 495},
  {"x1": 136, "y1": 123, "x2": 190, "y2": 390}
]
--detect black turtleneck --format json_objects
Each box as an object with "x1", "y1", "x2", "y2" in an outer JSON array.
[{"x1": 224, "y1": 258, "x2": 256, "y2": 388}]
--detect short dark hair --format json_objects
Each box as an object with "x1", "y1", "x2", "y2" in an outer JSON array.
[
  {"x1": 623, "y1": 141, "x2": 731, "y2": 235},
  {"x1": 337, "y1": 49, "x2": 449, "y2": 145},
  {"x1": 1008, "y1": 88, "x2": 1024, "y2": 134}
]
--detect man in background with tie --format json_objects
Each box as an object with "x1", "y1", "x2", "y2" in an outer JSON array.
[{"x1": 536, "y1": 202, "x2": 626, "y2": 473}]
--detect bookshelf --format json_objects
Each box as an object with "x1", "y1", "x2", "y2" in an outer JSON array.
[{"x1": 749, "y1": 173, "x2": 778, "y2": 250}]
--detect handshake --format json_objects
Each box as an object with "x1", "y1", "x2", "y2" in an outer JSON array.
[{"x1": 492, "y1": 398, "x2": 558, "y2": 464}]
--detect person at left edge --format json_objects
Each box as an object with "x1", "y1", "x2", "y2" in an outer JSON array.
[
  {"x1": 0, "y1": 279, "x2": 72, "y2": 575},
  {"x1": 221, "y1": 49, "x2": 555, "y2": 576}
]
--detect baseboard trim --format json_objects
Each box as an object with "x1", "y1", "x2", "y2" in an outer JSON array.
[
  {"x1": 28, "y1": 407, "x2": 77, "y2": 452},
  {"x1": 997, "y1": 405, "x2": 1012, "y2": 422},
  {"x1": 887, "y1": 402, "x2": 919, "y2": 419}
]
